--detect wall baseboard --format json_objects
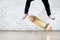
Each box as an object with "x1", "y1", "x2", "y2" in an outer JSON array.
[{"x1": 0, "y1": 30, "x2": 60, "y2": 32}]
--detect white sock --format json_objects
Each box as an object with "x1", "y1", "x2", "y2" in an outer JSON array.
[{"x1": 49, "y1": 15, "x2": 55, "y2": 18}]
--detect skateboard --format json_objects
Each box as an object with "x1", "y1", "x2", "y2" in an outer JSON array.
[{"x1": 28, "y1": 15, "x2": 52, "y2": 31}]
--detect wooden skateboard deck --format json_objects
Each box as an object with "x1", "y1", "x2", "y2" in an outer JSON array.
[{"x1": 28, "y1": 15, "x2": 52, "y2": 31}]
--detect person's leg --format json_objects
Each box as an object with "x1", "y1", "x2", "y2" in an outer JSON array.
[
  {"x1": 42, "y1": 0, "x2": 51, "y2": 16},
  {"x1": 25, "y1": 0, "x2": 33, "y2": 14},
  {"x1": 41, "y1": 0, "x2": 55, "y2": 20},
  {"x1": 23, "y1": 0, "x2": 33, "y2": 20}
]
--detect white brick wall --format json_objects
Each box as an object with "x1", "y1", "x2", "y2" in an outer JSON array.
[{"x1": 0, "y1": 0, "x2": 60, "y2": 30}]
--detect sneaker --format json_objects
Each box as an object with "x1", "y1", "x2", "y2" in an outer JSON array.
[{"x1": 48, "y1": 15, "x2": 55, "y2": 20}]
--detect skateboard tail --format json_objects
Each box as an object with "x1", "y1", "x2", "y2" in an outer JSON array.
[{"x1": 46, "y1": 25, "x2": 52, "y2": 31}]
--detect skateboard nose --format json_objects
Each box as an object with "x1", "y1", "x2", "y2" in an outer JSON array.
[{"x1": 28, "y1": 15, "x2": 36, "y2": 22}]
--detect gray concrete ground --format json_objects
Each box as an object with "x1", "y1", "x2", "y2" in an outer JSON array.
[{"x1": 0, "y1": 31, "x2": 60, "y2": 40}]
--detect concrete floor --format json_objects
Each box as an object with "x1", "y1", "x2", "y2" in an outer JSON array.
[{"x1": 0, "y1": 31, "x2": 60, "y2": 40}]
